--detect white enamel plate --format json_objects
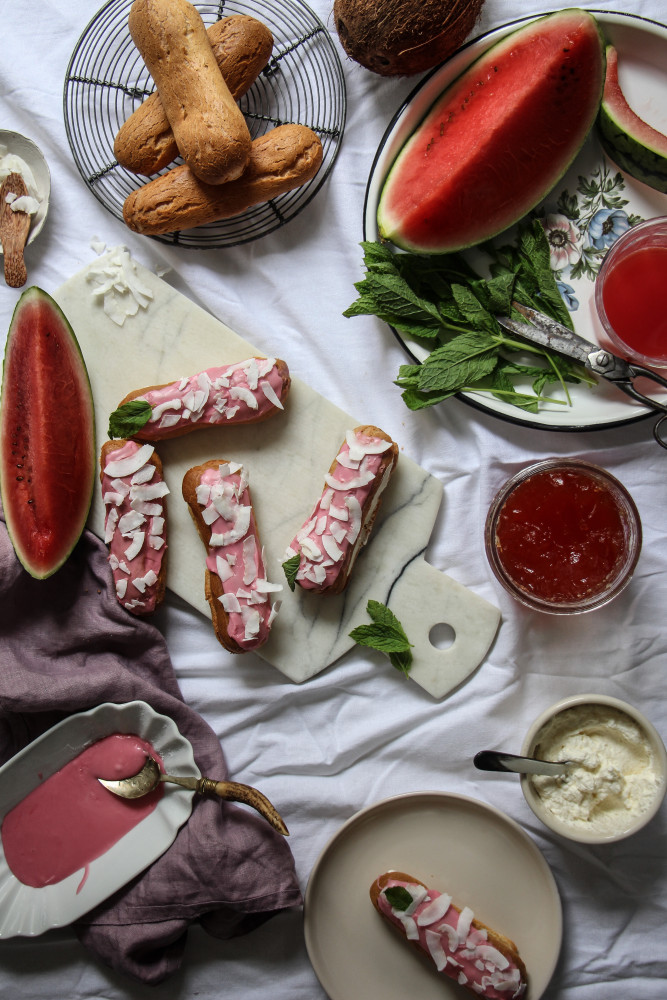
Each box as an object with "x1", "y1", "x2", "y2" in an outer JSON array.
[{"x1": 364, "y1": 11, "x2": 667, "y2": 433}]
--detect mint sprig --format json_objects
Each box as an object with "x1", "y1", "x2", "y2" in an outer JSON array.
[
  {"x1": 282, "y1": 553, "x2": 300, "y2": 592},
  {"x1": 383, "y1": 885, "x2": 414, "y2": 911},
  {"x1": 344, "y1": 220, "x2": 596, "y2": 415},
  {"x1": 349, "y1": 600, "x2": 413, "y2": 677},
  {"x1": 108, "y1": 400, "x2": 152, "y2": 439}
]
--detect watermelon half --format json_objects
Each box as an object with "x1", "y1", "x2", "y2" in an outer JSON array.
[
  {"x1": 377, "y1": 8, "x2": 606, "y2": 254},
  {"x1": 597, "y1": 44, "x2": 667, "y2": 194},
  {"x1": 0, "y1": 287, "x2": 96, "y2": 579}
]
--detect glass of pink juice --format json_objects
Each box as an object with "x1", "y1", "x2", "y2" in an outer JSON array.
[{"x1": 595, "y1": 216, "x2": 667, "y2": 368}]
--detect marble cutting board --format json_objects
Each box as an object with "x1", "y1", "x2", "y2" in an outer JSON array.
[{"x1": 54, "y1": 253, "x2": 500, "y2": 698}]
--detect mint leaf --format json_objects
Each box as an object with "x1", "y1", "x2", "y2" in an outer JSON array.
[
  {"x1": 349, "y1": 600, "x2": 413, "y2": 677},
  {"x1": 388, "y1": 649, "x2": 413, "y2": 676},
  {"x1": 362, "y1": 272, "x2": 443, "y2": 325},
  {"x1": 450, "y1": 283, "x2": 496, "y2": 334},
  {"x1": 350, "y1": 623, "x2": 410, "y2": 652},
  {"x1": 417, "y1": 333, "x2": 498, "y2": 393},
  {"x1": 108, "y1": 400, "x2": 152, "y2": 439},
  {"x1": 398, "y1": 383, "x2": 459, "y2": 411},
  {"x1": 383, "y1": 886, "x2": 414, "y2": 911},
  {"x1": 282, "y1": 554, "x2": 300, "y2": 592}
]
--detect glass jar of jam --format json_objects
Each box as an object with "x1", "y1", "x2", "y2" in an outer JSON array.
[
  {"x1": 595, "y1": 216, "x2": 667, "y2": 368},
  {"x1": 485, "y1": 459, "x2": 642, "y2": 614}
]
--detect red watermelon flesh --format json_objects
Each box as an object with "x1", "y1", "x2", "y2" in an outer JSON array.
[
  {"x1": 377, "y1": 9, "x2": 605, "y2": 253},
  {"x1": 596, "y1": 44, "x2": 667, "y2": 193},
  {"x1": 0, "y1": 287, "x2": 95, "y2": 578}
]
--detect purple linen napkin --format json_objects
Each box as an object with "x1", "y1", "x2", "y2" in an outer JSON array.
[{"x1": 0, "y1": 510, "x2": 302, "y2": 984}]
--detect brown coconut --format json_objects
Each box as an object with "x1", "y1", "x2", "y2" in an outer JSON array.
[{"x1": 333, "y1": 0, "x2": 486, "y2": 76}]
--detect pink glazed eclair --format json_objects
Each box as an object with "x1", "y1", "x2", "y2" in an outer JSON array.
[
  {"x1": 100, "y1": 439, "x2": 169, "y2": 615},
  {"x1": 183, "y1": 459, "x2": 281, "y2": 652},
  {"x1": 112, "y1": 357, "x2": 290, "y2": 441},
  {"x1": 370, "y1": 872, "x2": 528, "y2": 999},
  {"x1": 283, "y1": 425, "x2": 398, "y2": 594}
]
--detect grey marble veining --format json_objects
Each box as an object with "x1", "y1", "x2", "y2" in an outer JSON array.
[{"x1": 55, "y1": 255, "x2": 500, "y2": 698}]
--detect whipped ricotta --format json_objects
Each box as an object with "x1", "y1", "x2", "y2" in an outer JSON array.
[
  {"x1": 530, "y1": 704, "x2": 662, "y2": 836},
  {"x1": 0, "y1": 145, "x2": 43, "y2": 212}
]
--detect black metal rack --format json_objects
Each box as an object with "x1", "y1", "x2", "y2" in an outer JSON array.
[{"x1": 63, "y1": 0, "x2": 346, "y2": 248}]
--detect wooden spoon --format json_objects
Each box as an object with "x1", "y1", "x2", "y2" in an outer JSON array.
[
  {"x1": 99, "y1": 753, "x2": 289, "y2": 835},
  {"x1": 0, "y1": 172, "x2": 32, "y2": 287}
]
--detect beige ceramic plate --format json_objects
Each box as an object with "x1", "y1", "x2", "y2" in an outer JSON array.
[{"x1": 304, "y1": 791, "x2": 562, "y2": 1000}]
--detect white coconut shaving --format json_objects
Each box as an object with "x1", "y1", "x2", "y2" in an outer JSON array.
[{"x1": 86, "y1": 243, "x2": 154, "y2": 327}]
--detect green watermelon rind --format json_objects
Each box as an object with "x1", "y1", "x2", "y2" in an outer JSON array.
[
  {"x1": 377, "y1": 8, "x2": 606, "y2": 254},
  {"x1": 596, "y1": 44, "x2": 667, "y2": 195},
  {"x1": 0, "y1": 287, "x2": 96, "y2": 579}
]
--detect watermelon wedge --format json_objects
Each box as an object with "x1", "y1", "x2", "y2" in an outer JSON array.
[
  {"x1": 597, "y1": 44, "x2": 667, "y2": 194},
  {"x1": 377, "y1": 9, "x2": 606, "y2": 254},
  {"x1": 0, "y1": 287, "x2": 96, "y2": 578}
]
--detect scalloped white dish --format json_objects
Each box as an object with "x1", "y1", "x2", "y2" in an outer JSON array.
[
  {"x1": 0, "y1": 701, "x2": 196, "y2": 938},
  {"x1": 304, "y1": 792, "x2": 562, "y2": 1000},
  {"x1": 364, "y1": 10, "x2": 667, "y2": 434}
]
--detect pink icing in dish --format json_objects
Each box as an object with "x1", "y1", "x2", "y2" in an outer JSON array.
[
  {"x1": 284, "y1": 429, "x2": 394, "y2": 591},
  {"x1": 377, "y1": 878, "x2": 526, "y2": 999},
  {"x1": 1, "y1": 734, "x2": 163, "y2": 891},
  {"x1": 197, "y1": 462, "x2": 281, "y2": 649},
  {"x1": 136, "y1": 358, "x2": 286, "y2": 437},
  {"x1": 101, "y1": 440, "x2": 168, "y2": 613}
]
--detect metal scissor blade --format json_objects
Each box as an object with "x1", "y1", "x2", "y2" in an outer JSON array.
[{"x1": 496, "y1": 302, "x2": 598, "y2": 368}]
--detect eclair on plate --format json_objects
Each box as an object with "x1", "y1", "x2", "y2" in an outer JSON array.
[{"x1": 370, "y1": 872, "x2": 528, "y2": 999}]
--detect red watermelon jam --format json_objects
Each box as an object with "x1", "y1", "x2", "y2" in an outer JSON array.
[
  {"x1": 600, "y1": 246, "x2": 667, "y2": 364},
  {"x1": 595, "y1": 217, "x2": 667, "y2": 366},
  {"x1": 1, "y1": 733, "x2": 163, "y2": 890},
  {"x1": 486, "y1": 462, "x2": 641, "y2": 612}
]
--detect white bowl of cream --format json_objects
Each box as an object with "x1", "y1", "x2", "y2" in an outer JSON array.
[{"x1": 520, "y1": 695, "x2": 667, "y2": 844}]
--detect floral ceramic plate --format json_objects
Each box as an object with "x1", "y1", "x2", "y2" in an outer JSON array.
[{"x1": 364, "y1": 10, "x2": 667, "y2": 433}]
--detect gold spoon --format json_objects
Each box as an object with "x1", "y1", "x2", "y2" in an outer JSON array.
[
  {"x1": 0, "y1": 172, "x2": 32, "y2": 288},
  {"x1": 99, "y1": 755, "x2": 289, "y2": 836}
]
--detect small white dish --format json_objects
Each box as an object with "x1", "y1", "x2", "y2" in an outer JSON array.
[
  {"x1": 520, "y1": 694, "x2": 667, "y2": 845},
  {"x1": 0, "y1": 129, "x2": 51, "y2": 252},
  {"x1": 0, "y1": 701, "x2": 196, "y2": 937}
]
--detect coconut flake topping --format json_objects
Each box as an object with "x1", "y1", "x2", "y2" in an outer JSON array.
[
  {"x1": 196, "y1": 463, "x2": 281, "y2": 650},
  {"x1": 101, "y1": 441, "x2": 168, "y2": 616}
]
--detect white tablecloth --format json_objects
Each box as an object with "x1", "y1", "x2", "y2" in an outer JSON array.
[{"x1": 1, "y1": 1, "x2": 666, "y2": 997}]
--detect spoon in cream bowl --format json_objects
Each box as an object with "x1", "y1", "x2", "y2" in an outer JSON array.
[
  {"x1": 474, "y1": 750, "x2": 577, "y2": 777},
  {"x1": 99, "y1": 754, "x2": 289, "y2": 835}
]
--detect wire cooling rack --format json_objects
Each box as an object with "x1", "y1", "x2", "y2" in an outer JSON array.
[{"x1": 63, "y1": 0, "x2": 346, "y2": 248}]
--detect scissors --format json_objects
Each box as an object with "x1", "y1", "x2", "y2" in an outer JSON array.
[{"x1": 496, "y1": 302, "x2": 667, "y2": 449}]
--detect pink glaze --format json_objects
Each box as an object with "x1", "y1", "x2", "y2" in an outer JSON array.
[
  {"x1": 101, "y1": 441, "x2": 168, "y2": 614},
  {"x1": 1, "y1": 734, "x2": 163, "y2": 890},
  {"x1": 285, "y1": 429, "x2": 394, "y2": 592},
  {"x1": 376, "y1": 878, "x2": 526, "y2": 999},
  {"x1": 135, "y1": 358, "x2": 287, "y2": 437},
  {"x1": 198, "y1": 463, "x2": 281, "y2": 649}
]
